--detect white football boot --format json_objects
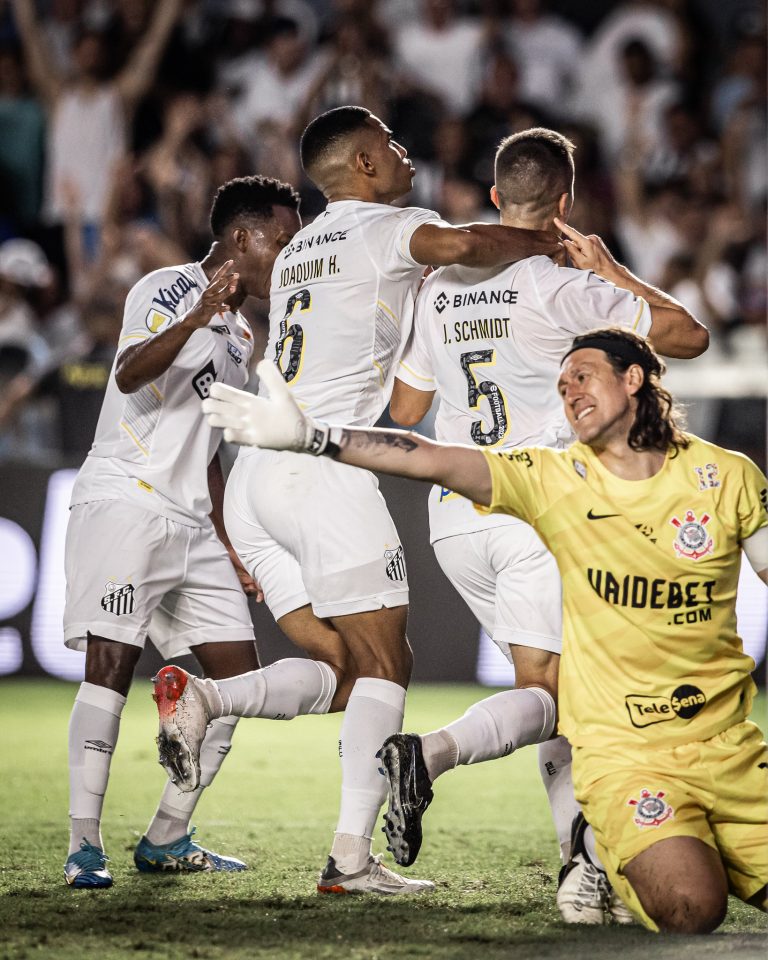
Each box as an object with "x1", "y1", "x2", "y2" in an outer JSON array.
[
  {"x1": 152, "y1": 665, "x2": 218, "y2": 792},
  {"x1": 557, "y1": 812, "x2": 610, "y2": 924},
  {"x1": 317, "y1": 855, "x2": 436, "y2": 895}
]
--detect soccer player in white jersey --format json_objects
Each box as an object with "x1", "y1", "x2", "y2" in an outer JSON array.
[
  {"x1": 151, "y1": 105, "x2": 564, "y2": 896},
  {"x1": 376, "y1": 128, "x2": 707, "y2": 920},
  {"x1": 62, "y1": 176, "x2": 301, "y2": 888}
]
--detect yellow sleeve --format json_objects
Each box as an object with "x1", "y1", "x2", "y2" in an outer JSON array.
[
  {"x1": 735, "y1": 454, "x2": 768, "y2": 542},
  {"x1": 474, "y1": 447, "x2": 547, "y2": 524}
]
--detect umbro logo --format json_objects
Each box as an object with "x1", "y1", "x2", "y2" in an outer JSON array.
[
  {"x1": 587, "y1": 509, "x2": 620, "y2": 521},
  {"x1": 84, "y1": 740, "x2": 113, "y2": 754},
  {"x1": 434, "y1": 291, "x2": 449, "y2": 314}
]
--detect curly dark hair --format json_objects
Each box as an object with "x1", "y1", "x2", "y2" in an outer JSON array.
[
  {"x1": 209, "y1": 175, "x2": 300, "y2": 238},
  {"x1": 567, "y1": 328, "x2": 690, "y2": 454}
]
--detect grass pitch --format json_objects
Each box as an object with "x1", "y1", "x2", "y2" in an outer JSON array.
[{"x1": 0, "y1": 680, "x2": 765, "y2": 960}]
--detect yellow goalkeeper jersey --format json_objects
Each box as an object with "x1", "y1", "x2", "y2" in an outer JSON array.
[{"x1": 479, "y1": 435, "x2": 767, "y2": 748}]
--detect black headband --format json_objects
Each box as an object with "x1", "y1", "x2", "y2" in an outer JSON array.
[{"x1": 561, "y1": 335, "x2": 648, "y2": 367}]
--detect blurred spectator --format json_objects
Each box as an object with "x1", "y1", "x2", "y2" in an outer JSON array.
[
  {"x1": 393, "y1": 0, "x2": 485, "y2": 117},
  {"x1": 299, "y1": 14, "x2": 389, "y2": 129},
  {"x1": 142, "y1": 92, "x2": 212, "y2": 256},
  {"x1": 0, "y1": 238, "x2": 52, "y2": 376},
  {"x1": 465, "y1": 48, "x2": 547, "y2": 190},
  {"x1": 577, "y1": 0, "x2": 687, "y2": 113},
  {"x1": 584, "y1": 37, "x2": 680, "y2": 163},
  {"x1": 11, "y1": 0, "x2": 181, "y2": 261},
  {"x1": 644, "y1": 101, "x2": 721, "y2": 192},
  {"x1": 0, "y1": 294, "x2": 121, "y2": 459},
  {"x1": 234, "y1": 16, "x2": 325, "y2": 183},
  {"x1": 504, "y1": 0, "x2": 583, "y2": 118},
  {"x1": 0, "y1": 45, "x2": 45, "y2": 231},
  {"x1": 710, "y1": 34, "x2": 766, "y2": 133}
]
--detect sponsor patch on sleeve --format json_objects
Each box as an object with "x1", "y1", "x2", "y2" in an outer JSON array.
[{"x1": 145, "y1": 307, "x2": 173, "y2": 334}]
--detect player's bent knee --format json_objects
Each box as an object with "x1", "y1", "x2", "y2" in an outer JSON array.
[{"x1": 649, "y1": 890, "x2": 727, "y2": 934}]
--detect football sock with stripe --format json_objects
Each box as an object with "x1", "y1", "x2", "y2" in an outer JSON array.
[
  {"x1": 421, "y1": 687, "x2": 557, "y2": 780},
  {"x1": 332, "y1": 677, "x2": 406, "y2": 874},
  {"x1": 538, "y1": 735, "x2": 581, "y2": 862},
  {"x1": 68, "y1": 682, "x2": 126, "y2": 855},
  {"x1": 145, "y1": 716, "x2": 238, "y2": 846}
]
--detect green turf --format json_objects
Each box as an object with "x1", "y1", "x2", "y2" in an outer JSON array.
[{"x1": 0, "y1": 680, "x2": 765, "y2": 960}]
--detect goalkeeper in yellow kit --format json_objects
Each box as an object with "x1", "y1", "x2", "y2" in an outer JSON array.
[{"x1": 203, "y1": 327, "x2": 767, "y2": 934}]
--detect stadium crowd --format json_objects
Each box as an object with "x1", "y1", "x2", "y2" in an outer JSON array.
[{"x1": 0, "y1": 0, "x2": 765, "y2": 463}]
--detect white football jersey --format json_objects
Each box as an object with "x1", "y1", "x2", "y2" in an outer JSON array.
[
  {"x1": 397, "y1": 255, "x2": 652, "y2": 541},
  {"x1": 71, "y1": 261, "x2": 254, "y2": 525},
  {"x1": 260, "y1": 199, "x2": 446, "y2": 426}
]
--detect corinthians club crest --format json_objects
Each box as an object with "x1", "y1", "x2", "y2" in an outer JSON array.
[
  {"x1": 101, "y1": 581, "x2": 135, "y2": 616},
  {"x1": 670, "y1": 509, "x2": 714, "y2": 560},
  {"x1": 628, "y1": 788, "x2": 674, "y2": 829}
]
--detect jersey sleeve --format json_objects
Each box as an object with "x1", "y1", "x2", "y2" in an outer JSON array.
[
  {"x1": 734, "y1": 454, "x2": 768, "y2": 543},
  {"x1": 397, "y1": 276, "x2": 436, "y2": 391},
  {"x1": 118, "y1": 267, "x2": 215, "y2": 370},
  {"x1": 372, "y1": 207, "x2": 451, "y2": 277},
  {"x1": 119, "y1": 269, "x2": 178, "y2": 354},
  {"x1": 473, "y1": 446, "x2": 550, "y2": 524},
  {"x1": 534, "y1": 260, "x2": 652, "y2": 340}
]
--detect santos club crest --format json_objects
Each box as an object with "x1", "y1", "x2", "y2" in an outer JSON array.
[
  {"x1": 101, "y1": 581, "x2": 135, "y2": 616},
  {"x1": 628, "y1": 788, "x2": 674, "y2": 829},
  {"x1": 669, "y1": 509, "x2": 714, "y2": 560}
]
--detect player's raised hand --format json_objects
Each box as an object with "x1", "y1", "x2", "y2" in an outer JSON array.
[
  {"x1": 554, "y1": 218, "x2": 620, "y2": 279},
  {"x1": 185, "y1": 260, "x2": 239, "y2": 328},
  {"x1": 202, "y1": 360, "x2": 333, "y2": 454}
]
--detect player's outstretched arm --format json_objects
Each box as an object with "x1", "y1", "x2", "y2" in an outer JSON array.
[
  {"x1": 202, "y1": 361, "x2": 493, "y2": 506},
  {"x1": 554, "y1": 217, "x2": 709, "y2": 359},
  {"x1": 115, "y1": 261, "x2": 238, "y2": 393},
  {"x1": 410, "y1": 222, "x2": 563, "y2": 269}
]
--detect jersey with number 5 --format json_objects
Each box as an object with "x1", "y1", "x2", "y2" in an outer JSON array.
[
  {"x1": 261, "y1": 199, "x2": 445, "y2": 427},
  {"x1": 398, "y1": 255, "x2": 652, "y2": 541}
]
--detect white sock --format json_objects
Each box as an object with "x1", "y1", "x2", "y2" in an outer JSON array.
[
  {"x1": 423, "y1": 688, "x2": 556, "y2": 779},
  {"x1": 209, "y1": 659, "x2": 336, "y2": 719},
  {"x1": 68, "y1": 682, "x2": 126, "y2": 855},
  {"x1": 584, "y1": 823, "x2": 606, "y2": 871},
  {"x1": 331, "y1": 677, "x2": 406, "y2": 873},
  {"x1": 145, "y1": 716, "x2": 238, "y2": 846},
  {"x1": 537, "y1": 735, "x2": 580, "y2": 862}
]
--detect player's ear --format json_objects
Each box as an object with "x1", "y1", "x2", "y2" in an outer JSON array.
[
  {"x1": 232, "y1": 226, "x2": 249, "y2": 252},
  {"x1": 356, "y1": 150, "x2": 375, "y2": 177},
  {"x1": 490, "y1": 185, "x2": 500, "y2": 210},
  {"x1": 558, "y1": 192, "x2": 572, "y2": 220},
  {"x1": 626, "y1": 363, "x2": 645, "y2": 396}
]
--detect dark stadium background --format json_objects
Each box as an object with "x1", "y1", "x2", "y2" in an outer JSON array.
[{"x1": 0, "y1": 0, "x2": 765, "y2": 685}]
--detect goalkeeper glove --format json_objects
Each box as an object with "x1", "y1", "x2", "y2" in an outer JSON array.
[{"x1": 202, "y1": 359, "x2": 335, "y2": 455}]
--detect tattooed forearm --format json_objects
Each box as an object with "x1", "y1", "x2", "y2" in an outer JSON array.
[{"x1": 340, "y1": 429, "x2": 419, "y2": 453}]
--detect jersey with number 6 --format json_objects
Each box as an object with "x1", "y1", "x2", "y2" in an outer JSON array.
[
  {"x1": 260, "y1": 199, "x2": 446, "y2": 427},
  {"x1": 70, "y1": 261, "x2": 254, "y2": 525},
  {"x1": 397, "y1": 256, "x2": 652, "y2": 542}
]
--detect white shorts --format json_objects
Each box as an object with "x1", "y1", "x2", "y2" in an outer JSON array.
[
  {"x1": 64, "y1": 500, "x2": 254, "y2": 659},
  {"x1": 433, "y1": 524, "x2": 562, "y2": 662},
  {"x1": 224, "y1": 450, "x2": 409, "y2": 620}
]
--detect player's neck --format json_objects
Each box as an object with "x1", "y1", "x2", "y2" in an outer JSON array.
[
  {"x1": 591, "y1": 440, "x2": 666, "y2": 481},
  {"x1": 499, "y1": 213, "x2": 556, "y2": 232},
  {"x1": 325, "y1": 183, "x2": 405, "y2": 205}
]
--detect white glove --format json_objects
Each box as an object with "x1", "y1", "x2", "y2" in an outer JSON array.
[{"x1": 202, "y1": 359, "x2": 333, "y2": 454}]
